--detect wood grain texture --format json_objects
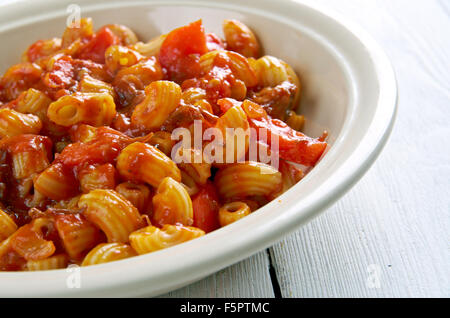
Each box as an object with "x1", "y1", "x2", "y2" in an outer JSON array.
[
  {"x1": 162, "y1": 251, "x2": 275, "y2": 297},
  {"x1": 269, "y1": 0, "x2": 450, "y2": 298}
]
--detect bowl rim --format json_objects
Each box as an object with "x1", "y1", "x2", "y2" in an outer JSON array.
[{"x1": 0, "y1": 0, "x2": 397, "y2": 297}]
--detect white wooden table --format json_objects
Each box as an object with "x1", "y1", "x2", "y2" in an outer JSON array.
[{"x1": 164, "y1": 0, "x2": 450, "y2": 297}]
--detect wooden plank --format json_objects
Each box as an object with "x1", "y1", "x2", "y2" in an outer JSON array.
[
  {"x1": 269, "y1": 0, "x2": 450, "y2": 297},
  {"x1": 162, "y1": 251, "x2": 275, "y2": 297}
]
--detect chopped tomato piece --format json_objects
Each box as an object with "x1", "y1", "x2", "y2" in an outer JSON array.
[
  {"x1": 253, "y1": 116, "x2": 327, "y2": 166},
  {"x1": 26, "y1": 40, "x2": 46, "y2": 63},
  {"x1": 56, "y1": 127, "x2": 131, "y2": 175},
  {"x1": 242, "y1": 100, "x2": 327, "y2": 166},
  {"x1": 192, "y1": 182, "x2": 220, "y2": 233},
  {"x1": 159, "y1": 20, "x2": 208, "y2": 82},
  {"x1": 206, "y1": 33, "x2": 225, "y2": 51},
  {"x1": 55, "y1": 214, "x2": 103, "y2": 260},
  {"x1": 79, "y1": 27, "x2": 120, "y2": 63},
  {"x1": 43, "y1": 55, "x2": 75, "y2": 89}
]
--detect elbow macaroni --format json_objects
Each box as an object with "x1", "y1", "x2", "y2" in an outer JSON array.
[
  {"x1": 132, "y1": 34, "x2": 167, "y2": 57},
  {"x1": 0, "y1": 109, "x2": 42, "y2": 138},
  {"x1": 219, "y1": 201, "x2": 251, "y2": 227},
  {"x1": 131, "y1": 80, "x2": 181, "y2": 131},
  {"x1": 15, "y1": 88, "x2": 52, "y2": 118},
  {"x1": 223, "y1": 19, "x2": 260, "y2": 58},
  {"x1": 116, "y1": 142, "x2": 181, "y2": 188},
  {"x1": 78, "y1": 73, "x2": 115, "y2": 96},
  {"x1": 152, "y1": 177, "x2": 194, "y2": 226},
  {"x1": 26, "y1": 254, "x2": 68, "y2": 271},
  {"x1": 6, "y1": 134, "x2": 52, "y2": 180},
  {"x1": 105, "y1": 45, "x2": 143, "y2": 74},
  {"x1": 79, "y1": 164, "x2": 117, "y2": 193},
  {"x1": 78, "y1": 189, "x2": 145, "y2": 243},
  {"x1": 103, "y1": 24, "x2": 138, "y2": 46},
  {"x1": 177, "y1": 148, "x2": 212, "y2": 186},
  {"x1": 0, "y1": 209, "x2": 17, "y2": 241},
  {"x1": 115, "y1": 182, "x2": 152, "y2": 214},
  {"x1": 199, "y1": 50, "x2": 258, "y2": 87},
  {"x1": 215, "y1": 104, "x2": 250, "y2": 163},
  {"x1": 34, "y1": 163, "x2": 79, "y2": 200},
  {"x1": 81, "y1": 243, "x2": 137, "y2": 266},
  {"x1": 214, "y1": 162, "x2": 282, "y2": 200},
  {"x1": 253, "y1": 55, "x2": 301, "y2": 109},
  {"x1": 129, "y1": 224, "x2": 205, "y2": 254},
  {"x1": 47, "y1": 92, "x2": 116, "y2": 127}
]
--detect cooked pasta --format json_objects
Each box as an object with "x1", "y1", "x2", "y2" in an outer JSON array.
[
  {"x1": 113, "y1": 57, "x2": 163, "y2": 108},
  {"x1": 81, "y1": 243, "x2": 137, "y2": 266},
  {"x1": 177, "y1": 148, "x2": 212, "y2": 186},
  {"x1": 5, "y1": 134, "x2": 52, "y2": 180},
  {"x1": 214, "y1": 162, "x2": 282, "y2": 200},
  {"x1": 0, "y1": 209, "x2": 17, "y2": 241},
  {"x1": 0, "y1": 18, "x2": 328, "y2": 271},
  {"x1": 199, "y1": 50, "x2": 258, "y2": 87},
  {"x1": 105, "y1": 45, "x2": 143, "y2": 74},
  {"x1": 215, "y1": 104, "x2": 250, "y2": 163},
  {"x1": 0, "y1": 109, "x2": 42, "y2": 138},
  {"x1": 22, "y1": 38, "x2": 62, "y2": 63},
  {"x1": 253, "y1": 55, "x2": 290, "y2": 87},
  {"x1": 116, "y1": 142, "x2": 181, "y2": 188},
  {"x1": 61, "y1": 17, "x2": 93, "y2": 49},
  {"x1": 47, "y1": 92, "x2": 116, "y2": 127},
  {"x1": 78, "y1": 73, "x2": 115, "y2": 96},
  {"x1": 129, "y1": 224, "x2": 205, "y2": 254},
  {"x1": 103, "y1": 24, "x2": 138, "y2": 46},
  {"x1": 34, "y1": 163, "x2": 79, "y2": 200},
  {"x1": 219, "y1": 201, "x2": 252, "y2": 226},
  {"x1": 147, "y1": 131, "x2": 175, "y2": 156},
  {"x1": 132, "y1": 34, "x2": 167, "y2": 57},
  {"x1": 26, "y1": 254, "x2": 68, "y2": 271},
  {"x1": 182, "y1": 87, "x2": 208, "y2": 105},
  {"x1": 223, "y1": 19, "x2": 260, "y2": 58},
  {"x1": 78, "y1": 189, "x2": 145, "y2": 243},
  {"x1": 131, "y1": 80, "x2": 182, "y2": 131},
  {"x1": 69, "y1": 124, "x2": 97, "y2": 143},
  {"x1": 152, "y1": 177, "x2": 194, "y2": 226},
  {"x1": 251, "y1": 55, "x2": 301, "y2": 115},
  {"x1": 79, "y1": 164, "x2": 117, "y2": 193},
  {"x1": 14, "y1": 88, "x2": 52, "y2": 118},
  {"x1": 115, "y1": 182, "x2": 152, "y2": 214}
]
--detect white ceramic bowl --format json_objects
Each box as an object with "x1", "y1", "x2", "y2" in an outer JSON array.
[{"x1": 0, "y1": 0, "x2": 397, "y2": 297}]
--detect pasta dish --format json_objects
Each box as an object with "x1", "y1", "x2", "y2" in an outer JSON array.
[{"x1": 0, "y1": 18, "x2": 327, "y2": 270}]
